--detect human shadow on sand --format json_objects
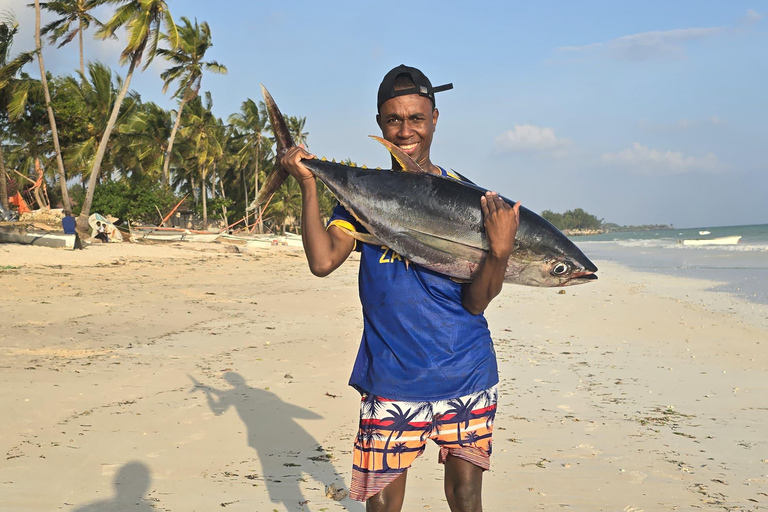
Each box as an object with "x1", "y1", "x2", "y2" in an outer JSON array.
[
  {"x1": 191, "y1": 371, "x2": 362, "y2": 511},
  {"x1": 73, "y1": 461, "x2": 153, "y2": 511}
]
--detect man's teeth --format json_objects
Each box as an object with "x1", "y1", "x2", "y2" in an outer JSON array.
[{"x1": 399, "y1": 143, "x2": 417, "y2": 150}]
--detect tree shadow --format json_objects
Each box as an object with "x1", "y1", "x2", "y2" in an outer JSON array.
[
  {"x1": 73, "y1": 461, "x2": 153, "y2": 511},
  {"x1": 192, "y1": 371, "x2": 363, "y2": 511}
]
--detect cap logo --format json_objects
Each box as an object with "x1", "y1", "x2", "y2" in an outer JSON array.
[{"x1": 419, "y1": 86, "x2": 428, "y2": 95}]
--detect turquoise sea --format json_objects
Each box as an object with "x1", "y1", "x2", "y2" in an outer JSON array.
[{"x1": 573, "y1": 223, "x2": 768, "y2": 305}]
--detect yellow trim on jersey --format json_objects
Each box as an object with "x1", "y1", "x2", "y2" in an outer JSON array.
[{"x1": 328, "y1": 219, "x2": 358, "y2": 250}]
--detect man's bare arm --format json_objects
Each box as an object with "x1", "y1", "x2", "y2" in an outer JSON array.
[{"x1": 281, "y1": 146, "x2": 354, "y2": 276}]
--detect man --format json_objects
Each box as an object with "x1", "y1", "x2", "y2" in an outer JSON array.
[
  {"x1": 61, "y1": 211, "x2": 76, "y2": 234},
  {"x1": 281, "y1": 65, "x2": 519, "y2": 511}
]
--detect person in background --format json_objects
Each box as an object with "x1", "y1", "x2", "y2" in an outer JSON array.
[{"x1": 61, "y1": 211, "x2": 76, "y2": 234}]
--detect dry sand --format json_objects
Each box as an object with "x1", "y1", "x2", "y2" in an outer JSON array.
[{"x1": 1, "y1": 241, "x2": 766, "y2": 511}]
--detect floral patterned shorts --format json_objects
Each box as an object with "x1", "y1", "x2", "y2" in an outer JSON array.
[{"x1": 349, "y1": 385, "x2": 497, "y2": 502}]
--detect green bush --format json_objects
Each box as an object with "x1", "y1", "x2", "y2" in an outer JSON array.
[{"x1": 88, "y1": 178, "x2": 178, "y2": 224}]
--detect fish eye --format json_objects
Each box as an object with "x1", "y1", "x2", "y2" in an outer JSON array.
[{"x1": 552, "y1": 262, "x2": 569, "y2": 276}]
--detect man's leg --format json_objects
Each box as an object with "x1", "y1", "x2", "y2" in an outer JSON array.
[
  {"x1": 444, "y1": 454, "x2": 483, "y2": 512},
  {"x1": 366, "y1": 469, "x2": 407, "y2": 512}
]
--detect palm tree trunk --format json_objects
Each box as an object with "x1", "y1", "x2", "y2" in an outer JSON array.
[
  {"x1": 255, "y1": 135, "x2": 263, "y2": 234},
  {"x1": 211, "y1": 163, "x2": 216, "y2": 199},
  {"x1": 0, "y1": 146, "x2": 9, "y2": 210},
  {"x1": 219, "y1": 179, "x2": 228, "y2": 224},
  {"x1": 162, "y1": 96, "x2": 187, "y2": 189},
  {"x1": 78, "y1": 55, "x2": 138, "y2": 228},
  {"x1": 78, "y1": 16, "x2": 84, "y2": 76},
  {"x1": 201, "y1": 167, "x2": 207, "y2": 230},
  {"x1": 242, "y1": 167, "x2": 249, "y2": 228},
  {"x1": 35, "y1": 0, "x2": 70, "y2": 210}
]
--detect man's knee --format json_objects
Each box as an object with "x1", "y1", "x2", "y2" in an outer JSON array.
[
  {"x1": 445, "y1": 480, "x2": 482, "y2": 512},
  {"x1": 444, "y1": 455, "x2": 483, "y2": 512},
  {"x1": 366, "y1": 470, "x2": 407, "y2": 512}
]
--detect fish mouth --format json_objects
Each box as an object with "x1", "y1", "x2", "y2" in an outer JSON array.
[{"x1": 565, "y1": 271, "x2": 598, "y2": 285}]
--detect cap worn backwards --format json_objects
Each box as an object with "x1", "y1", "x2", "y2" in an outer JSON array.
[{"x1": 377, "y1": 64, "x2": 453, "y2": 111}]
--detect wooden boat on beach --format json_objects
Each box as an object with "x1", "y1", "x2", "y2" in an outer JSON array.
[
  {"x1": 130, "y1": 226, "x2": 221, "y2": 243},
  {"x1": 0, "y1": 223, "x2": 78, "y2": 250},
  {"x1": 680, "y1": 235, "x2": 741, "y2": 246}
]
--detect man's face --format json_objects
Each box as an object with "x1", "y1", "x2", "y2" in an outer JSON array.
[{"x1": 377, "y1": 94, "x2": 439, "y2": 169}]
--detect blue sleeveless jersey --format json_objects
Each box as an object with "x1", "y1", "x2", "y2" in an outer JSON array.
[{"x1": 328, "y1": 168, "x2": 498, "y2": 401}]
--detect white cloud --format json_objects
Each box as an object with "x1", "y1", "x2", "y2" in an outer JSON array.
[
  {"x1": 740, "y1": 9, "x2": 763, "y2": 26},
  {"x1": 558, "y1": 27, "x2": 727, "y2": 61},
  {"x1": 602, "y1": 142, "x2": 725, "y2": 174},
  {"x1": 494, "y1": 124, "x2": 571, "y2": 155}
]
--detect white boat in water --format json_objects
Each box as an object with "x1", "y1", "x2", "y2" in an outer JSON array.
[
  {"x1": 699, "y1": 230, "x2": 711, "y2": 235},
  {"x1": 681, "y1": 235, "x2": 741, "y2": 246}
]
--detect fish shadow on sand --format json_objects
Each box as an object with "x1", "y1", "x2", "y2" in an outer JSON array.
[
  {"x1": 192, "y1": 371, "x2": 362, "y2": 511},
  {"x1": 72, "y1": 461, "x2": 153, "y2": 512}
]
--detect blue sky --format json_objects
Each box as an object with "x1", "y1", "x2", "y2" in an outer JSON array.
[{"x1": 5, "y1": 1, "x2": 767, "y2": 228}]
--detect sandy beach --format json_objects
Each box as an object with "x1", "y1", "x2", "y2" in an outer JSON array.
[{"x1": 1, "y1": 241, "x2": 766, "y2": 511}]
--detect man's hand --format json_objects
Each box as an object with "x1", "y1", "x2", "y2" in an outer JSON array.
[
  {"x1": 480, "y1": 191, "x2": 520, "y2": 259},
  {"x1": 280, "y1": 144, "x2": 316, "y2": 187},
  {"x1": 462, "y1": 192, "x2": 521, "y2": 315}
]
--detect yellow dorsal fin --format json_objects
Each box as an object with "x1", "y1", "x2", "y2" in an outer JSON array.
[{"x1": 369, "y1": 135, "x2": 424, "y2": 173}]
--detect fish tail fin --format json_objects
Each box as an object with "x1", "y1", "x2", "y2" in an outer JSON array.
[
  {"x1": 255, "y1": 85, "x2": 294, "y2": 206},
  {"x1": 369, "y1": 135, "x2": 424, "y2": 173}
]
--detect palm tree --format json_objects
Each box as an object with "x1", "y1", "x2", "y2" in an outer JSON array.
[
  {"x1": 287, "y1": 115, "x2": 308, "y2": 147},
  {"x1": 39, "y1": 0, "x2": 104, "y2": 76},
  {"x1": 116, "y1": 100, "x2": 171, "y2": 180},
  {"x1": 444, "y1": 396, "x2": 477, "y2": 445},
  {"x1": 34, "y1": 0, "x2": 70, "y2": 209},
  {"x1": 60, "y1": 62, "x2": 138, "y2": 185},
  {"x1": 0, "y1": 13, "x2": 34, "y2": 210},
  {"x1": 357, "y1": 426, "x2": 383, "y2": 471},
  {"x1": 229, "y1": 98, "x2": 269, "y2": 231},
  {"x1": 179, "y1": 92, "x2": 222, "y2": 229},
  {"x1": 4, "y1": 73, "x2": 54, "y2": 209},
  {"x1": 380, "y1": 404, "x2": 419, "y2": 471},
  {"x1": 156, "y1": 16, "x2": 226, "y2": 189},
  {"x1": 78, "y1": 0, "x2": 179, "y2": 227},
  {"x1": 390, "y1": 442, "x2": 408, "y2": 469}
]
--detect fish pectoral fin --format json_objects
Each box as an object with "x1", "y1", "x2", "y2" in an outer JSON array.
[
  {"x1": 369, "y1": 136, "x2": 425, "y2": 173},
  {"x1": 401, "y1": 227, "x2": 486, "y2": 261},
  {"x1": 333, "y1": 224, "x2": 383, "y2": 246}
]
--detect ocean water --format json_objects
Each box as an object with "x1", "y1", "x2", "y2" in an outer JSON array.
[{"x1": 573, "y1": 224, "x2": 768, "y2": 305}]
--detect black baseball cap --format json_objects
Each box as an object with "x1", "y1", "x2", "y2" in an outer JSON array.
[{"x1": 377, "y1": 65, "x2": 453, "y2": 111}]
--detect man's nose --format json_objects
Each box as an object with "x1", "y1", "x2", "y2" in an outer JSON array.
[{"x1": 397, "y1": 120, "x2": 414, "y2": 138}]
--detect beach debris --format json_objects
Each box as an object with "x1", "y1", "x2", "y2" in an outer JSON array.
[
  {"x1": 284, "y1": 373, "x2": 293, "y2": 379},
  {"x1": 325, "y1": 483, "x2": 348, "y2": 501},
  {"x1": 325, "y1": 392, "x2": 338, "y2": 398},
  {"x1": 558, "y1": 290, "x2": 566, "y2": 294}
]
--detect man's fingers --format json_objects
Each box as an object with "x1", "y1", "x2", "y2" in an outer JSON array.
[{"x1": 485, "y1": 192, "x2": 497, "y2": 214}]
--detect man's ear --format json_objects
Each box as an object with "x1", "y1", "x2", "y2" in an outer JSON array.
[
  {"x1": 376, "y1": 113, "x2": 381, "y2": 129},
  {"x1": 432, "y1": 108, "x2": 439, "y2": 128}
]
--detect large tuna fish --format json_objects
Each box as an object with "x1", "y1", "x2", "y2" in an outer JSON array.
[{"x1": 257, "y1": 86, "x2": 597, "y2": 287}]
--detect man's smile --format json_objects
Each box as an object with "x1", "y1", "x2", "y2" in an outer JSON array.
[{"x1": 398, "y1": 142, "x2": 418, "y2": 153}]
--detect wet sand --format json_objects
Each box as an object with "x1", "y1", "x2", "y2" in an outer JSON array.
[{"x1": 1, "y1": 242, "x2": 766, "y2": 511}]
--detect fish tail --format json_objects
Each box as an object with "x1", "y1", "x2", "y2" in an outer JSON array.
[{"x1": 255, "y1": 85, "x2": 294, "y2": 206}]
